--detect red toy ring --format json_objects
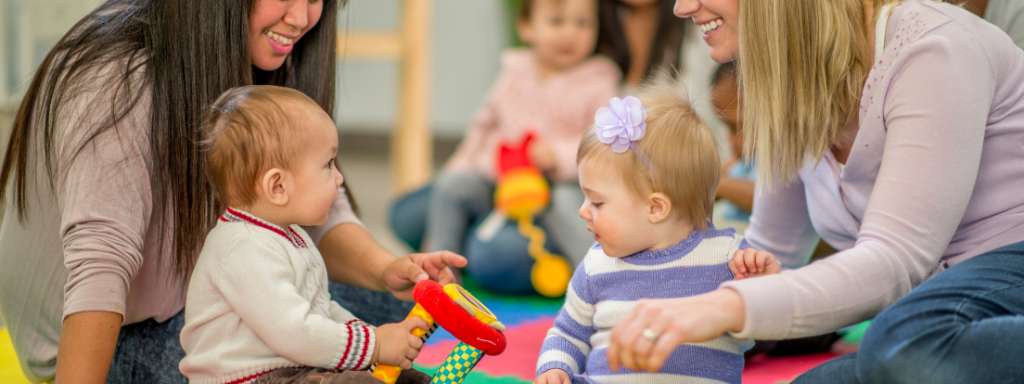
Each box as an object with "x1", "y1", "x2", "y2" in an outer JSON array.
[{"x1": 413, "y1": 280, "x2": 507, "y2": 355}]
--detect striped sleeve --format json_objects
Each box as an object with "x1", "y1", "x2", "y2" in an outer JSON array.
[
  {"x1": 336, "y1": 319, "x2": 376, "y2": 371},
  {"x1": 537, "y1": 261, "x2": 596, "y2": 377}
]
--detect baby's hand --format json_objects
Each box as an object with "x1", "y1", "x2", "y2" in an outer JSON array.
[
  {"x1": 729, "y1": 248, "x2": 782, "y2": 280},
  {"x1": 371, "y1": 317, "x2": 428, "y2": 369},
  {"x1": 528, "y1": 139, "x2": 557, "y2": 173},
  {"x1": 533, "y1": 369, "x2": 571, "y2": 384}
]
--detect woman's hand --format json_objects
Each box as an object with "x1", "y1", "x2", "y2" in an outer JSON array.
[
  {"x1": 606, "y1": 289, "x2": 746, "y2": 372},
  {"x1": 382, "y1": 251, "x2": 468, "y2": 301}
]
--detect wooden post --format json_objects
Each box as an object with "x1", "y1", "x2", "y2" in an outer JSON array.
[{"x1": 391, "y1": 0, "x2": 433, "y2": 194}]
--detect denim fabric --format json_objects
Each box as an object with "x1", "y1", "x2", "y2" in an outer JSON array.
[
  {"x1": 388, "y1": 184, "x2": 433, "y2": 251},
  {"x1": 463, "y1": 215, "x2": 556, "y2": 294},
  {"x1": 794, "y1": 240, "x2": 1024, "y2": 384},
  {"x1": 104, "y1": 282, "x2": 411, "y2": 383},
  {"x1": 326, "y1": 281, "x2": 414, "y2": 326},
  {"x1": 106, "y1": 309, "x2": 187, "y2": 384}
]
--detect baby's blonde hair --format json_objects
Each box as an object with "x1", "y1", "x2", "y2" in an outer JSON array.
[
  {"x1": 203, "y1": 85, "x2": 320, "y2": 207},
  {"x1": 577, "y1": 83, "x2": 721, "y2": 230}
]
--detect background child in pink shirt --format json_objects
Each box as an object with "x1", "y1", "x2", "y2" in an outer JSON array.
[{"x1": 424, "y1": 0, "x2": 620, "y2": 293}]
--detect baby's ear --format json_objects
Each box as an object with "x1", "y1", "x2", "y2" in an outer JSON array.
[
  {"x1": 258, "y1": 168, "x2": 290, "y2": 206},
  {"x1": 647, "y1": 192, "x2": 673, "y2": 224}
]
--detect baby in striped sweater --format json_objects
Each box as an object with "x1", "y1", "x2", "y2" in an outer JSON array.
[{"x1": 534, "y1": 85, "x2": 781, "y2": 384}]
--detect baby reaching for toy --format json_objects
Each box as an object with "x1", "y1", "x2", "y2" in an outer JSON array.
[
  {"x1": 179, "y1": 86, "x2": 430, "y2": 384},
  {"x1": 534, "y1": 85, "x2": 781, "y2": 384}
]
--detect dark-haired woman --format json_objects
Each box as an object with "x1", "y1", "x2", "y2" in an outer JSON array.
[
  {"x1": 0, "y1": 1, "x2": 465, "y2": 383},
  {"x1": 595, "y1": 0, "x2": 686, "y2": 87}
]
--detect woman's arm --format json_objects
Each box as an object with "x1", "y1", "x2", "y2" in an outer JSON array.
[
  {"x1": 724, "y1": 27, "x2": 994, "y2": 339},
  {"x1": 55, "y1": 73, "x2": 154, "y2": 383},
  {"x1": 318, "y1": 223, "x2": 466, "y2": 301},
  {"x1": 55, "y1": 312, "x2": 123, "y2": 384},
  {"x1": 318, "y1": 223, "x2": 395, "y2": 291},
  {"x1": 744, "y1": 175, "x2": 819, "y2": 269},
  {"x1": 605, "y1": 20, "x2": 998, "y2": 372}
]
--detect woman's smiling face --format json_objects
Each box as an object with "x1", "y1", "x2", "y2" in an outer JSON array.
[
  {"x1": 249, "y1": 0, "x2": 324, "y2": 71},
  {"x1": 674, "y1": 0, "x2": 739, "y2": 63}
]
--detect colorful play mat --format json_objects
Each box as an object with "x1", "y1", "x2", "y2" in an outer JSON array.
[
  {"x1": 0, "y1": 276, "x2": 862, "y2": 384},
  {"x1": 408, "y1": 276, "x2": 859, "y2": 384}
]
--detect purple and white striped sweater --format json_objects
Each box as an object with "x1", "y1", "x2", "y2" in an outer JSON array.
[{"x1": 536, "y1": 227, "x2": 754, "y2": 384}]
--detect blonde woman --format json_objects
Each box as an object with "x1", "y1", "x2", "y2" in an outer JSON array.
[{"x1": 603, "y1": 0, "x2": 1024, "y2": 383}]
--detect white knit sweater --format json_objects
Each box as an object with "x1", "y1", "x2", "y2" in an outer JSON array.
[{"x1": 179, "y1": 208, "x2": 376, "y2": 384}]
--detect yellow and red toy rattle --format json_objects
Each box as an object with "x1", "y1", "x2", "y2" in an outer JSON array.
[{"x1": 370, "y1": 280, "x2": 506, "y2": 384}]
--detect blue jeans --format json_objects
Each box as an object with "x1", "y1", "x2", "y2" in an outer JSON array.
[
  {"x1": 104, "y1": 282, "x2": 412, "y2": 384},
  {"x1": 793, "y1": 240, "x2": 1024, "y2": 384}
]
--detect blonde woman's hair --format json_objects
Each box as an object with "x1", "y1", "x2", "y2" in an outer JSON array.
[
  {"x1": 576, "y1": 83, "x2": 720, "y2": 230},
  {"x1": 738, "y1": 0, "x2": 913, "y2": 187},
  {"x1": 203, "y1": 85, "x2": 321, "y2": 207}
]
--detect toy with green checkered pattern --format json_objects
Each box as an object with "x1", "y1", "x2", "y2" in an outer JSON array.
[
  {"x1": 431, "y1": 342, "x2": 486, "y2": 384},
  {"x1": 372, "y1": 280, "x2": 507, "y2": 384}
]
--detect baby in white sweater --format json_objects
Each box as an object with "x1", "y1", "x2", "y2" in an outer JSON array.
[{"x1": 179, "y1": 85, "x2": 429, "y2": 384}]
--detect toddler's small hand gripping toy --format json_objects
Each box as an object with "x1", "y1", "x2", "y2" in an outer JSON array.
[
  {"x1": 493, "y1": 132, "x2": 573, "y2": 297},
  {"x1": 370, "y1": 280, "x2": 506, "y2": 384}
]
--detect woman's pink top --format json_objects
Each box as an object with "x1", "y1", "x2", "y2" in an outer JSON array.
[
  {"x1": 723, "y1": 0, "x2": 1024, "y2": 339},
  {"x1": 445, "y1": 49, "x2": 620, "y2": 182}
]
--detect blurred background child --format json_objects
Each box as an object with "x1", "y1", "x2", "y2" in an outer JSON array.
[
  {"x1": 710, "y1": 62, "x2": 755, "y2": 223},
  {"x1": 397, "y1": 0, "x2": 620, "y2": 294}
]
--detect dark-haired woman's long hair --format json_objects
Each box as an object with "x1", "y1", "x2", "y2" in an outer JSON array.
[
  {"x1": 596, "y1": 0, "x2": 685, "y2": 81},
  {"x1": 0, "y1": 0, "x2": 344, "y2": 280}
]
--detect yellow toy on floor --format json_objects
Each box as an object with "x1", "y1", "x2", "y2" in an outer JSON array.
[
  {"x1": 1, "y1": 328, "x2": 33, "y2": 384},
  {"x1": 493, "y1": 133, "x2": 572, "y2": 297}
]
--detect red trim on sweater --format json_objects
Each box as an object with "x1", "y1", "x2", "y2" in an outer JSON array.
[
  {"x1": 222, "y1": 369, "x2": 270, "y2": 384},
  {"x1": 222, "y1": 207, "x2": 306, "y2": 248},
  {"x1": 289, "y1": 228, "x2": 308, "y2": 248},
  {"x1": 226, "y1": 207, "x2": 289, "y2": 239},
  {"x1": 337, "y1": 322, "x2": 354, "y2": 369},
  {"x1": 354, "y1": 325, "x2": 371, "y2": 370}
]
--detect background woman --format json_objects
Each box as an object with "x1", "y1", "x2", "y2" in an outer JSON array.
[
  {"x1": 0, "y1": 0, "x2": 464, "y2": 383},
  {"x1": 605, "y1": 0, "x2": 1024, "y2": 382}
]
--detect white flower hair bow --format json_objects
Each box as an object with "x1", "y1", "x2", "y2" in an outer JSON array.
[{"x1": 594, "y1": 96, "x2": 647, "y2": 153}]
